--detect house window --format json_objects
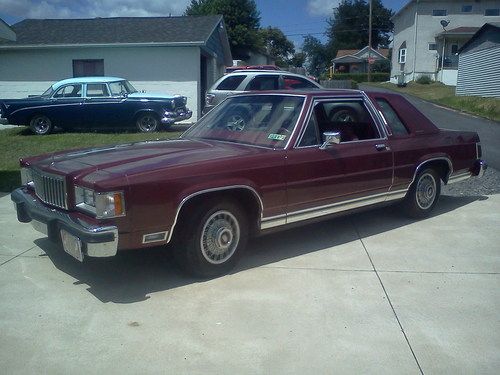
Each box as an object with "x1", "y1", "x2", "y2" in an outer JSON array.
[
  {"x1": 451, "y1": 44, "x2": 459, "y2": 55},
  {"x1": 73, "y1": 59, "x2": 104, "y2": 77},
  {"x1": 485, "y1": 9, "x2": 499, "y2": 16},
  {"x1": 398, "y1": 48, "x2": 407, "y2": 64},
  {"x1": 428, "y1": 43, "x2": 437, "y2": 51},
  {"x1": 461, "y1": 5, "x2": 472, "y2": 13},
  {"x1": 432, "y1": 9, "x2": 447, "y2": 16}
]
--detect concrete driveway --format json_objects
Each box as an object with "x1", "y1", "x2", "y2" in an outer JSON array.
[{"x1": 1, "y1": 186, "x2": 499, "y2": 374}]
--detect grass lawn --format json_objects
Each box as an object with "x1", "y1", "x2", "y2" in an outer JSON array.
[
  {"x1": 0, "y1": 127, "x2": 184, "y2": 192},
  {"x1": 365, "y1": 82, "x2": 500, "y2": 122}
]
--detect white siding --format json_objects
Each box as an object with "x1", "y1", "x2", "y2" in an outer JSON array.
[
  {"x1": 0, "y1": 45, "x2": 201, "y2": 119},
  {"x1": 391, "y1": 0, "x2": 499, "y2": 84},
  {"x1": 456, "y1": 47, "x2": 500, "y2": 97}
]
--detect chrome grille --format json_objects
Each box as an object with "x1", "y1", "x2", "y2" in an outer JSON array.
[{"x1": 32, "y1": 168, "x2": 68, "y2": 209}]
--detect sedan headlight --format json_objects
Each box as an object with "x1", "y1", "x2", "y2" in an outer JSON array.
[
  {"x1": 20, "y1": 167, "x2": 33, "y2": 187},
  {"x1": 75, "y1": 186, "x2": 125, "y2": 219}
]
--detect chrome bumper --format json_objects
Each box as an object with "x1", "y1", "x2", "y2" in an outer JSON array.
[
  {"x1": 11, "y1": 188, "x2": 118, "y2": 259},
  {"x1": 161, "y1": 108, "x2": 193, "y2": 124},
  {"x1": 473, "y1": 159, "x2": 487, "y2": 178}
]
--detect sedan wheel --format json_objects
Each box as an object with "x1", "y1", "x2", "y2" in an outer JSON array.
[
  {"x1": 404, "y1": 168, "x2": 441, "y2": 218},
  {"x1": 136, "y1": 113, "x2": 159, "y2": 132},
  {"x1": 30, "y1": 115, "x2": 53, "y2": 135},
  {"x1": 174, "y1": 200, "x2": 248, "y2": 278}
]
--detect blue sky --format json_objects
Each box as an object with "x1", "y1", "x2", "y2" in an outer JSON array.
[{"x1": 0, "y1": 0, "x2": 407, "y2": 47}]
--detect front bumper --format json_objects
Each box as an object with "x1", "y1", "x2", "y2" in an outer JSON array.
[
  {"x1": 11, "y1": 188, "x2": 118, "y2": 259},
  {"x1": 161, "y1": 108, "x2": 193, "y2": 124}
]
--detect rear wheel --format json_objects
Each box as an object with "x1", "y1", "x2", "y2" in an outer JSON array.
[
  {"x1": 404, "y1": 168, "x2": 441, "y2": 218},
  {"x1": 174, "y1": 199, "x2": 248, "y2": 278},
  {"x1": 30, "y1": 114, "x2": 53, "y2": 135},
  {"x1": 136, "y1": 113, "x2": 159, "y2": 132}
]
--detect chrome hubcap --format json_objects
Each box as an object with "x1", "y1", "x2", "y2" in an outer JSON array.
[
  {"x1": 33, "y1": 116, "x2": 50, "y2": 133},
  {"x1": 416, "y1": 173, "x2": 436, "y2": 210},
  {"x1": 200, "y1": 210, "x2": 240, "y2": 264},
  {"x1": 139, "y1": 116, "x2": 157, "y2": 131}
]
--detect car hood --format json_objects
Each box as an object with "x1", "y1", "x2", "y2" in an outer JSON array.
[
  {"x1": 26, "y1": 139, "x2": 266, "y2": 185},
  {"x1": 127, "y1": 92, "x2": 183, "y2": 100}
]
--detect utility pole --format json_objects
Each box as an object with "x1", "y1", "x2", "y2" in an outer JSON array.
[{"x1": 368, "y1": 0, "x2": 373, "y2": 82}]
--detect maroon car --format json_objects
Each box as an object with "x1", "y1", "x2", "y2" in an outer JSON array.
[{"x1": 11, "y1": 90, "x2": 486, "y2": 277}]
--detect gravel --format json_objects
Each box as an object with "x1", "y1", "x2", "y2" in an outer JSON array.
[{"x1": 442, "y1": 167, "x2": 500, "y2": 197}]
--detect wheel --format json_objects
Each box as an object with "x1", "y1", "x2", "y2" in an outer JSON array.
[
  {"x1": 30, "y1": 114, "x2": 53, "y2": 135},
  {"x1": 224, "y1": 108, "x2": 249, "y2": 131},
  {"x1": 330, "y1": 108, "x2": 357, "y2": 122},
  {"x1": 136, "y1": 113, "x2": 159, "y2": 132},
  {"x1": 174, "y1": 200, "x2": 248, "y2": 278},
  {"x1": 403, "y1": 168, "x2": 441, "y2": 218}
]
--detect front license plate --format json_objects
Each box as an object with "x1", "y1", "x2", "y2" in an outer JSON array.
[{"x1": 60, "y1": 229, "x2": 83, "y2": 262}]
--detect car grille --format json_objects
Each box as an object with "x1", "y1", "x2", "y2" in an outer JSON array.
[{"x1": 32, "y1": 169, "x2": 68, "y2": 209}]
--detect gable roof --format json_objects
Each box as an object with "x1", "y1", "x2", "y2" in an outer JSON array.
[
  {"x1": 458, "y1": 23, "x2": 500, "y2": 54},
  {"x1": 0, "y1": 15, "x2": 224, "y2": 46},
  {"x1": 334, "y1": 47, "x2": 389, "y2": 62}
]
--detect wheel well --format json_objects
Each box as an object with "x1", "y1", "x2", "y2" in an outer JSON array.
[
  {"x1": 174, "y1": 188, "x2": 262, "y2": 238},
  {"x1": 417, "y1": 159, "x2": 451, "y2": 183},
  {"x1": 134, "y1": 110, "x2": 160, "y2": 122}
]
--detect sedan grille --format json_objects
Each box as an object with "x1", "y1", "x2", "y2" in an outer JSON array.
[{"x1": 32, "y1": 169, "x2": 68, "y2": 209}]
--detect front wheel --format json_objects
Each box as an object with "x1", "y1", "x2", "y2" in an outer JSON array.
[
  {"x1": 174, "y1": 200, "x2": 248, "y2": 278},
  {"x1": 403, "y1": 168, "x2": 441, "y2": 218},
  {"x1": 136, "y1": 113, "x2": 159, "y2": 132},
  {"x1": 30, "y1": 114, "x2": 53, "y2": 135}
]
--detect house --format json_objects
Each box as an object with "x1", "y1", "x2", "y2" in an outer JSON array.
[
  {"x1": 332, "y1": 46, "x2": 389, "y2": 74},
  {"x1": 456, "y1": 23, "x2": 500, "y2": 97},
  {"x1": 391, "y1": 0, "x2": 500, "y2": 85},
  {"x1": 0, "y1": 16, "x2": 232, "y2": 120}
]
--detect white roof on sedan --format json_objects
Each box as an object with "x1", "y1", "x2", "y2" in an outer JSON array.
[{"x1": 52, "y1": 76, "x2": 125, "y2": 90}]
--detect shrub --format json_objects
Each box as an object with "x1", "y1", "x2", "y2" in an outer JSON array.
[
  {"x1": 330, "y1": 73, "x2": 390, "y2": 83},
  {"x1": 416, "y1": 75, "x2": 432, "y2": 84}
]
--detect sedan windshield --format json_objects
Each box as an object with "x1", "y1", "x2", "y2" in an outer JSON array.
[
  {"x1": 41, "y1": 86, "x2": 54, "y2": 98},
  {"x1": 109, "y1": 80, "x2": 138, "y2": 96},
  {"x1": 183, "y1": 95, "x2": 304, "y2": 149}
]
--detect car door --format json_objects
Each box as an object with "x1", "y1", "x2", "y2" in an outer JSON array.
[
  {"x1": 47, "y1": 84, "x2": 84, "y2": 128},
  {"x1": 82, "y1": 83, "x2": 123, "y2": 128},
  {"x1": 284, "y1": 97, "x2": 393, "y2": 222}
]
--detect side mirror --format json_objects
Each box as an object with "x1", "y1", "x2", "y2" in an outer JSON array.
[{"x1": 320, "y1": 131, "x2": 341, "y2": 149}]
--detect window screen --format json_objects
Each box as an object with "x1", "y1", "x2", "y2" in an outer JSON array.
[{"x1": 73, "y1": 59, "x2": 104, "y2": 77}]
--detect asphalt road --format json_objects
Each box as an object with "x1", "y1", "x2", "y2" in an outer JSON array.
[{"x1": 360, "y1": 84, "x2": 500, "y2": 170}]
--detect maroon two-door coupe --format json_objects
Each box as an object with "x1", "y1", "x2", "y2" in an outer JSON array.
[{"x1": 11, "y1": 90, "x2": 486, "y2": 277}]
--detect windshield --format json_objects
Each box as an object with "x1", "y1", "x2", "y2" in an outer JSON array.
[
  {"x1": 109, "y1": 80, "x2": 137, "y2": 95},
  {"x1": 183, "y1": 94, "x2": 304, "y2": 149},
  {"x1": 41, "y1": 86, "x2": 54, "y2": 98}
]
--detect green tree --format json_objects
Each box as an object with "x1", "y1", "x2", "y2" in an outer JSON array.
[
  {"x1": 326, "y1": 0, "x2": 393, "y2": 54},
  {"x1": 259, "y1": 27, "x2": 295, "y2": 67},
  {"x1": 289, "y1": 52, "x2": 306, "y2": 68},
  {"x1": 302, "y1": 35, "x2": 331, "y2": 78},
  {"x1": 184, "y1": 0, "x2": 261, "y2": 59}
]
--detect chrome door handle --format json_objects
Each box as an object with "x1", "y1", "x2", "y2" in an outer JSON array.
[{"x1": 375, "y1": 143, "x2": 390, "y2": 151}]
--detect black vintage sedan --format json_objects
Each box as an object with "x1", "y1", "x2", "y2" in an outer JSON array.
[{"x1": 0, "y1": 77, "x2": 192, "y2": 135}]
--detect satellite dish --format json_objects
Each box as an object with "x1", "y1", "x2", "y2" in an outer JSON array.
[{"x1": 440, "y1": 20, "x2": 450, "y2": 30}]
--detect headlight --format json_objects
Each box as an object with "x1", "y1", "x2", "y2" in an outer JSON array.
[
  {"x1": 20, "y1": 167, "x2": 33, "y2": 187},
  {"x1": 75, "y1": 186, "x2": 125, "y2": 219}
]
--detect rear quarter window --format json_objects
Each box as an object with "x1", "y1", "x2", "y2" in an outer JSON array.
[
  {"x1": 375, "y1": 98, "x2": 409, "y2": 135},
  {"x1": 283, "y1": 75, "x2": 317, "y2": 89},
  {"x1": 216, "y1": 75, "x2": 246, "y2": 90}
]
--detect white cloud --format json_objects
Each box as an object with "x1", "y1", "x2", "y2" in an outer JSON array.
[
  {"x1": 1, "y1": 0, "x2": 191, "y2": 20},
  {"x1": 307, "y1": 0, "x2": 341, "y2": 17}
]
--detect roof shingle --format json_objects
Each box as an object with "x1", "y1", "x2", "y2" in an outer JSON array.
[{"x1": 0, "y1": 16, "x2": 223, "y2": 46}]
